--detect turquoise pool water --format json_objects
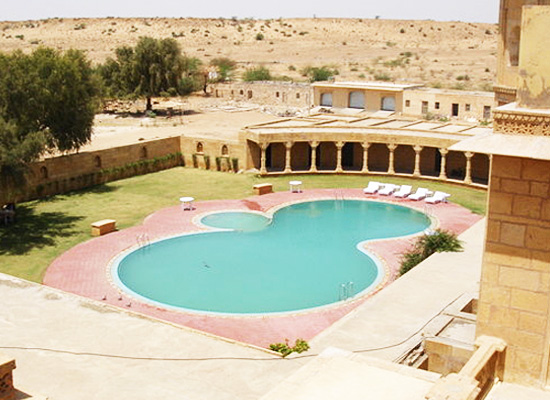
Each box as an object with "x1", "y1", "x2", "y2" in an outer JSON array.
[{"x1": 114, "y1": 200, "x2": 431, "y2": 314}]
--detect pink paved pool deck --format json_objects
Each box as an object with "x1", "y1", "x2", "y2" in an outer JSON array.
[{"x1": 44, "y1": 189, "x2": 482, "y2": 348}]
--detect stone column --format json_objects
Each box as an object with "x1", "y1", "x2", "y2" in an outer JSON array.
[
  {"x1": 309, "y1": 141, "x2": 319, "y2": 173},
  {"x1": 336, "y1": 142, "x2": 344, "y2": 173},
  {"x1": 361, "y1": 142, "x2": 370, "y2": 173},
  {"x1": 464, "y1": 151, "x2": 473, "y2": 184},
  {"x1": 387, "y1": 143, "x2": 397, "y2": 175},
  {"x1": 260, "y1": 142, "x2": 268, "y2": 175},
  {"x1": 413, "y1": 145, "x2": 423, "y2": 177},
  {"x1": 439, "y1": 148, "x2": 448, "y2": 180},
  {"x1": 284, "y1": 141, "x2": 293, "y2": 173}
]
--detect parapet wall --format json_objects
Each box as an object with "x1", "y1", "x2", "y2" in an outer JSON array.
[{"x1": 207, "y1": 82, "x2": 313, "y2": 109}]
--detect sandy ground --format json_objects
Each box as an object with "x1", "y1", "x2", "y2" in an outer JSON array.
[{"x1": 0, "y1": 17, "x2": 497, "y2": 90}]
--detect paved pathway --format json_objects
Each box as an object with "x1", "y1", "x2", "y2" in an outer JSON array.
[{"x1": 44, "y1": 189, "x2": 482, "y2": 348}]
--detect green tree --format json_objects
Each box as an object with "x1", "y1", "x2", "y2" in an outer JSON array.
[
  {"x1": 242, "y1": 66, "x2": 272, "y2": 82},
  {"x1": 0, "y1": 47, "x2": 99, "y2": 202},
  {"x1": 301, "y1": 65, "x2": 339, "y2": 82},
  {"x1": 99, "y1": 37, "x2": 201, "y2": 110},
  {"x1": 209, "y1": 57, "x2": 237, "y2": 82}
]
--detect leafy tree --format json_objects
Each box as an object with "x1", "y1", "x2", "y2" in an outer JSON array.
[
  {"x1": 209, "y1": 57, "x2": 237, "y2": 82},
  {"x1": 0, "y1": 48, "x2": 99, "y2": 203},
  {"x1": 98, "y1": 37, "x2": 201, "y2": 110},
  {"x1": 242, "y1": 66, "x2": 272, "y2": 82}
]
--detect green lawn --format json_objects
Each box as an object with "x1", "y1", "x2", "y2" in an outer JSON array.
[{"x1": 0, "y1": 167, "x2": 487, "y2": 283}]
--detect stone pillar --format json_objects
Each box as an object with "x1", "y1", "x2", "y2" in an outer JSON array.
[
  {"x1": 387, "y1": 144, "x2": 397, "y2": 175},
  {"x1": 260, "y1": 143, "x2": 268, "y2": 175},
  {"x1": 284, "y1": 141, "x2": 293, "y2": 173},
  {"x1": 336, "y1": 142, "x2": 344, "y2": 173},
  {"x1": 309, "y1": 141, "x2": 319, "y2": 173},
  {"x1": 413, "y1": 145, "x2": 423, "y2": 177},
  {"x1": 464, "y1": 151, "x2": 473, "y2": 184},
  {"x1": 361, "y1": 142, "x2": 370, "y2": 173},
  {"x1": 439, "y1": 148, "x2": 448, "y2": 180}
]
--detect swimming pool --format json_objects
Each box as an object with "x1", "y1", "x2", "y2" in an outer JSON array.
[{"x1": 113, "y1": 200, "x2": 431, "y2": 315}]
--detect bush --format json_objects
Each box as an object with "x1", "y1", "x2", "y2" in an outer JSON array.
[
  {"x1": 255, "y1": 32, "x2": 264, "y2": 40},
  {"x1": 269, "y1": 338, "x2": 310, "y2": 358},
  {"x1": 399, "y1": 229, "x2": 463, "y2": 276},
  {"x1": 301, "y1": 66, "x2": 339, "y2": 82},
  {"x1": 374, "y1": 73, "x2": 392, "y2": 81},
  {"x1": 242, "y1": 66, "x2": 271, "y2": 81}
]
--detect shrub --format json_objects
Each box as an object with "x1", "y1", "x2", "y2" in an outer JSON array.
[
  {"x1": 399, "y1": 229, "x2": 463, "y2": 276},
  {"x1": 301, "y1": 66, "x2": 339, "y2": 82},
  {"x1": 255, "y1": 32, "x2": 264, "y2": 40},
  {"x1": 374, "y1": 72, "x2": 392, "y2": 81},
  {"x1": 243, "y1": 66, "x2": 271, "y2": 81},
  {"x1": 204, "y1": 155, "x2": 211, "y2": 170},
  {"x1": 269, "y1": 338, "x2": 310, "y2": 357}
]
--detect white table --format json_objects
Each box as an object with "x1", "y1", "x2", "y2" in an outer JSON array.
[
  {"x1": 289, "y1": 180, "x2": 303, "y2": 193},
  {"x1": 179, "y1": 196, "x2": 195, "y2": 211}
]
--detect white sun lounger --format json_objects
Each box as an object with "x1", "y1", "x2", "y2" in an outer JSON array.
[
  {"x1": 378, "y1": 183, "x2": 400, "y2": 196},
  {"x1": 363, "y1": 181, "x2": 382, "y2": 194},
  {"x1": 425, "y1": 191, "x2": 451, "y2": 204},
  {"x1": 393, "y1": 185, "x2": 412, "y2": 198},
  {"x1": 408, "y1": 188, "x2": 431, "y2": 201}
]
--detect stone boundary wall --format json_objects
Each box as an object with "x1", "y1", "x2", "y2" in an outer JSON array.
[{"x1": 207, "y1": 82, "x2": 313, "y2": 108}]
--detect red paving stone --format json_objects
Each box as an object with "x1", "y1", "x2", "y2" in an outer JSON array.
[{"x1": 44, "y1": 188, "x2": 482, "y2": 348}]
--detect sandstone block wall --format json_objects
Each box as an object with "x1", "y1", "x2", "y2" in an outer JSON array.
[{"x1": 477, "y1": 154, "x2": 550, "y2": 387}]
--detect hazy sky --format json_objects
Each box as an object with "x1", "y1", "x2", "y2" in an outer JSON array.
[{"x1": 4, "y1": 0, "x2": 500, "y2": 23}]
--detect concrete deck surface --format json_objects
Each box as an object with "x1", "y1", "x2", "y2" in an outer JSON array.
[{"x1": 487, "y1": 382, "x2": 550, "y2": 399}]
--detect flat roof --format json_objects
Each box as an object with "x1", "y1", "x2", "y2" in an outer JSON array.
[
  {"x1": 449, "y1": 133, "x2": 550, "y2": 160},
  {"x1": 311, "y1": 81, "x2": 422, "y2": 92}
]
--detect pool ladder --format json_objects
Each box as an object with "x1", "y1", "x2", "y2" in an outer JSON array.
[
  {"x1": 136, "y1": 233, "x2": 150, "y2": 248},
  {"x1": 339, "y1": 281, "x2": 354, "y2": 301}
]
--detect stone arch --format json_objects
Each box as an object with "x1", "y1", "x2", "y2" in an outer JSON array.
[
  {"x1": 471, "y1": 153, "x2": 490, "y2": 185},
  {"x1": 381, "y1": 96, "x2": 396, "y2": 111},
  {"x1": 196, "y1": 142, "x2": 204, "y2": 153},
  {"x1": 40, "y1": 166, "x2": 48, "y2": 180},
  {"x1": 394, "y1": 145, "x2": 415, "y2": 174},
  {"x1": 140, "y1": 146, "x2": 148, "y2": 159},
  {"x1": 419, "y1": 147, "x2": 440, "y2": 177},
  {"x1": 291, "y1": 142, "x2": 311, "y2": 171},
  {"x1": 368, "y1": 143, "x2": 389, "y2": 172},
  {"x1": 446, "y1": 151, "x2": 466, "y2": 180},
  {"x1": 266, "y1": 143, "x2": 285, "y2": 172},
  {"x1": 221, "y1": 144, "x2": 229, "y2": 156},
  {"x1": 94, "y1": 155, "x2": 102, "y2": 168},
  {"x1": 317, "y1": 142, "x2": 337, "y2": 171}
]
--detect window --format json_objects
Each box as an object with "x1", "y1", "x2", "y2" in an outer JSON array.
[
  {"x1": 196, "y1": 142, "x2": 204, "y2": 153},
  {"x1": 94, "y1": 155, "x2": 102, "y2": 168},
  {"x1": 40, "y1": 166, "x2": 48, "y2": 179},
  {"x1": 421, "y1": 101, "x2": 428, "y2": 114},
  {"x1": 452, "y1": 103, "x2": 459, "y2": 117},
  {"x1": 239, "y1": 90, "x2": 244, "y2": 95},
  {"x1": 483, "y1": 105, "x2": 491, "y2": 120},
  {"x1": 247, "y1": 90, "x2": 253, "y2": 99},
  {"x1": 465, "y1": 104, "x2": 471, "y2": 112},
  {"x1": 320, "y1": 93, "x2": 333, "y2": 107},
  {"x1": 296, "y1": 93, "x2": 300, "y2": 99},
  {"x1": 348, "y1": 91, "x2": 365, "y2": 109},
  {"x1": 140, "y1": 146, "x2": 148, "y2": 159},
  {"x1": 435, "y1": 102, "x2": 440, "y2": 110},
  {"x1": 405, "y1": 100, "x2": 411, "y2": 107},
  {"x1": 381, "y1": 96, "x2": 396, "y2": 111},
  {"x1": 221, "y1": 145, "x2": 229, "y2": 156},
  {"x1": 276, "y1": 92, "x2": 280, "y2": 98}
]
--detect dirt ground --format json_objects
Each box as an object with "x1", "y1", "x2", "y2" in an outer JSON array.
[{"x1": 0, "y1": 17, "x2": 497, "y2": 91}]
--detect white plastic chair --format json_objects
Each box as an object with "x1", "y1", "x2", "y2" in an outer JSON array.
[
  {"x1": 363, "y1": 181, "x2": 382, "y2": 194},
  {"x1": 378, "y1": 183, "x2": 400, "y2": 196},
  {"x1": 408, "y1": 188, "x2": 431, "y2": 201},
  {"x1": 394, "y1": 185, "x2": 412, "y2": 198},
  {"x1": 425, "y1": 191, "x2": 451, "y2": 204}
]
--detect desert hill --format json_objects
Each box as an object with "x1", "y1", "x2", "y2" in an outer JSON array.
[{"x1": 0, "y1": 17, "x2": 497, "y2": 90}]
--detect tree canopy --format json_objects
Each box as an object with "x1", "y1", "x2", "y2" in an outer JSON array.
[
  {"x1": 0, "y1": 47, "x2": 99, "y2": 202},
  {"x1": 98, "y1": 37, "x2": 202, "y2": 110}
]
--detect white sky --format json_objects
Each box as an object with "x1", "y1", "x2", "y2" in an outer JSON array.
[{"x1": 4, "y1": 0, "x2": 500, "y2": 23}]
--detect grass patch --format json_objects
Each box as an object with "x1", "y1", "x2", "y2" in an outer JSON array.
[{"x1": 0, "y1": 168, "x2": 486, "y2": 283}]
